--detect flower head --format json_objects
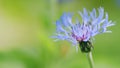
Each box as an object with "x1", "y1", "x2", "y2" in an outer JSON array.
[{"x1": 52, "y1": 7, "x2": 114, "y2": 52}]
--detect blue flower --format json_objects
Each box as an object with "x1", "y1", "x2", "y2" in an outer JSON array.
[{"x1": 52, "y1": 7, "x2": 114, "y2": 52}]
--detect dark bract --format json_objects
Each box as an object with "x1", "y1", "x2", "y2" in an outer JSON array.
[{"x1": 79, "y1": 41, "x2": 93, "y2": 53}]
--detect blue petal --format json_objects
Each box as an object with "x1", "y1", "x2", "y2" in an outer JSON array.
[
  {"x1": 60, "y1": 13, "x2": 73, "y2": 27},
  {"x1": 90, "y1": 8, "x2": 96, "y2": 20},
  {"x1": 98, "y1": 7, "x2": 104, "y2": 20},
  {"x1": 83, "y1": 8, "x2": 88, "y2": 17},
  {"x1": 79, "y1": 8, "x2": 90, "y2": 24},
  {"x1": 56, "y1": 20, "x2": 65, "y2": 32}
]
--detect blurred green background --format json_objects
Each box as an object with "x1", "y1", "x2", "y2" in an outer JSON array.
[{"x1": 0, "y1": 0, "x2": 119, "y2": 68}]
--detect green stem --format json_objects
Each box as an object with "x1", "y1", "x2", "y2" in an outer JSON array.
[{"x1": 87, "y1": 52, "x2": 94, "y2": 68}]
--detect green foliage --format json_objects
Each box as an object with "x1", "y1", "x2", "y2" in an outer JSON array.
[{"x1": 0, "y1": 0, "x2": 119, "y2": 68}]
